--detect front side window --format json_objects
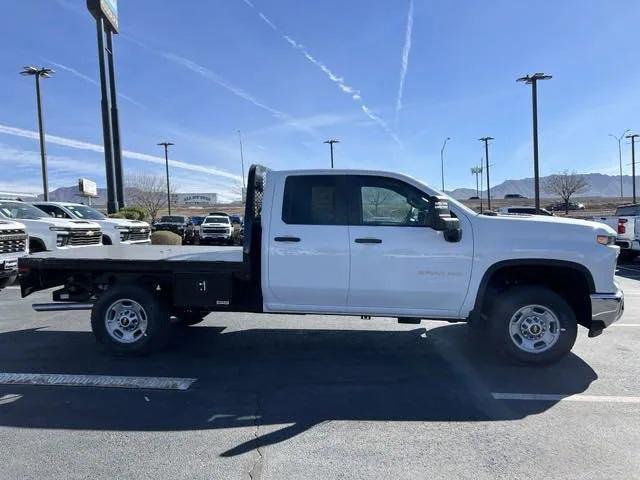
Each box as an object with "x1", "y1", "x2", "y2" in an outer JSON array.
[
  {"x1": 282, "y1": 175, "x2": 346, "y2": 225},
  {"x1": 352, "y1": 177, "x2": 430, "y2": 227}
]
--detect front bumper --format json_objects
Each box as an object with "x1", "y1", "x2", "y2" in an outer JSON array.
[{"x1": 589, "y1": 288, "x2": 624, "y2": 337}]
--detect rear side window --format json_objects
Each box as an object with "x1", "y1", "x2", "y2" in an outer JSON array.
[
  {"x1": 616, "y1": 206, "x2": 638, "y2": 216},
  {"x1": 282, "y1": 175, "x2": 347, "y2": 225}
]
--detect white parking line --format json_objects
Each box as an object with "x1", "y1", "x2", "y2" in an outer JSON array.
[
  {"x1": 492, "y1": 392, "x2": 640, "y2": 403},
  {"x1": 0, "y1": 373, "x2": 196, "y2": 391}
]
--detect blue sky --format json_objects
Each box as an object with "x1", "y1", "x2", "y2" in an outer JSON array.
[{"x1": 1, "y1": 0, "x2": 639, "y2": 199}]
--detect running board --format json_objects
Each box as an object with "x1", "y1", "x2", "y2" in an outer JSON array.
[{"x1": 32, "y1": 302, "x2": 94, "y2": 312}]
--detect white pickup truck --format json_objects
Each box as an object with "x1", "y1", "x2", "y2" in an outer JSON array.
[
  {"x1": 19, "y1": 165, "x2": 624, "y2": 365},
  {"x1": 0, "y1": 219, "x2": 28, "y2": 290},
  {"x1": 597, "y1": 204, "x2": 640, "y2": 254},
  {"x1": 31, "y1": 201, "x2": 151, "y2": 246},
  {"x1": 0, "y1": 200, "x2": 102, "y2": 253}
]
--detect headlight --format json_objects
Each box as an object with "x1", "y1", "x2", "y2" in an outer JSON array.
[
  {"x1": 596, "y1": 234, "x2": 616, "y2": 245},
  {"x1": 49, "y1": 227, "x2": 71, "y2": 233},
  {"x1": 114, "y1": 225, "x2": 129, "y2": 230}
]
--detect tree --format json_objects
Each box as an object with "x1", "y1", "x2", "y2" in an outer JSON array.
[
  {"x1": 363, "y1": 188, "x2": 394, "y2": 216},
  {"x1": 125, "y1": 172, "x2": 177, "y2": 222},
  {"x1": 543, "y1": 170, "x2": 589, "y2": 214}
]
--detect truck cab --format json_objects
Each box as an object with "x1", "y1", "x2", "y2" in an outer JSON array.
[
  {"x1": 0, "y1": 200, "x2": 102, "y2": 253},
  {"x1": 32, "y1": 201, "x2": 150, "y2": 246}
]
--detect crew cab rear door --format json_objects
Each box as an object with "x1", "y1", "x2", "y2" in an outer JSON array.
[
  {"x1": 345, "y1": 175, "x2": 473, "y2": 317},
  {"x1": 265, "y1": 174, "x2": 350, "y2": 310}
]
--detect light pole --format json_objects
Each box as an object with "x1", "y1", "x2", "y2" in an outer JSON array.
[
  {"x1": 157, "y1": 142, "x2": 174, "y2": 215},
  {"x1": 20, "y1": 66, "x2": 55, "y2": 201},
  {"x1": 517, "y1": 72, "x2": 552, "y2": 213},
  {"x1": 471, "y1": 165, "x2": 483, "y2": 212},
  {"x1": 440, "y1": 137, "x2": 451, "y2": 191},
  {"x1": 627, "y1": 133, "x2": 640, "y2": 204},
  {"x1": 237, "y1": 130, "x2": 246, "y2": 191},
  {"x1": 479, "y1": 137, "x2": 494, "y2": 210},
  {"x1": 324, "y1": 139, "x2": 339, "y2": 168},
  {"x1": 609, "y1": 130, "x2": 630, "y2": 199}
]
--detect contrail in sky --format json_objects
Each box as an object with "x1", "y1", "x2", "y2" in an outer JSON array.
[
  {"x1": 242, "y1": 0, "x2": 402, "y2": 146},
  {"x1": 395, "y1": 0, "x2": 414, "y2": 124},
  {"x1": 46, "y1": 60, "x2": 144, "y2": 108},
  {"x1": 0, "y1": 123, "x2": 241, "y2": 181}
]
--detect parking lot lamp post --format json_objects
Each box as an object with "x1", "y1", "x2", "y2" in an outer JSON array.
[
  {"x1": 237, "y1": 130, "x2": 246, "y2": 194},
  {"x1": 471, "y1": 165, "x2": 483, "y2": 212},
  {"x1": 479, "y1": 137, "x2": 494, "y2": 210},
  {"x1": 627, "y1": 133, "x2": 640, "y2": 204},
  {"x1": 517, "y1": 73, "x2": 552, "y2": 214},
  {"x1": 440, "y1": 137, "x2": 451, "y2": 191},
  {"x1": 324, "y1": 139, "x2": 339, "y2": 169},
  {"x1": 157, "y1": 142, "x2": 174, "y2": 215},
  {"x1": 20, "y1": 66, "x2": 55, "y2": 201},
  {"x1": 609, "y1": 130, "x2": 630, "y2": 199}
]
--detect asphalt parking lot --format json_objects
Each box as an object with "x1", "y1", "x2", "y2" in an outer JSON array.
[{"x1": 0, "y1": 267, "x2": 638, "y2": 480}]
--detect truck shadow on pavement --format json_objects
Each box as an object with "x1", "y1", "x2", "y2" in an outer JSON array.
[{"x1": 0, "y1": 322, "x2": 597, "y2": 457}]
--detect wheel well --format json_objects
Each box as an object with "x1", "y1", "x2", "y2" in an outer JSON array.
[
  {"x1": 476, "y1": 263, "x2": 593, "y2": 328},
  {"x1": 29, "y1": 237, "x2": 46, "y2": 253},
  {"x1": 102, "y1": 234, "x2": 112, "y2": 245}
]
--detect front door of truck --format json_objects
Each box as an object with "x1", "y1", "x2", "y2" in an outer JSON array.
[
  {"x1": 346, "y1": 175, "x2": 473, "y2": 317},
  {"x1": 266, "y1": 174, "x2": 350, "y2": 311}
]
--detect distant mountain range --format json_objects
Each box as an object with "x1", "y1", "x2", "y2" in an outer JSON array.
[
  {"x1": 446, "y1": 173, "x2": 634, "y2": 200},
  {"x1": 17, "y1": 172, "x2": 633, "y2": 204}
]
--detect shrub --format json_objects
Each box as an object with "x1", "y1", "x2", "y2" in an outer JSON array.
[{"x1": 151, "y1": 231, "x2": 182, "y2": 245}]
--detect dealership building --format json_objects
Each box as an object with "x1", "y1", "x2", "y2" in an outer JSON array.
[{"x1": 174, "y1": 193, "x2": 219, "y2": 207}]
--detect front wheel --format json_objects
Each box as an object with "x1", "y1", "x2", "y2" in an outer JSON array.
[
  {"x1": 91, "y1": 284, "x2": 170, "y2": 355},
  {"x1": 488, "y1": 286, "x2": 577, "y2": 365}
]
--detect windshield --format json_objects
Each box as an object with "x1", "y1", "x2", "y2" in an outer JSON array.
[
  {"x1": 204, "y1": 216, "x2": 229, "y2": 224},
  {"x1": 616, "y1": 206, "x2": 638, "y2": 216},
  {"x1": 66, "y1": 204, "x2": 106, "y2": 220},
  {"x1": 159, "y1": 216, "x2": 185, "y2": 223},
  {"x1": 0, "y1": 201, "x2": 49, "y2": 220},
  {"x1": 191, "y1": 216, "x2": 205, "y2": 225}
]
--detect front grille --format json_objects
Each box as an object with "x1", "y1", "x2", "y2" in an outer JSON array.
[
  {"x1": 0, "y1": 229, "x2": 27, "y2": 254},
  {"x1": 203, "y1": 227, "x2": 228, "y2": 234},
  {"x1": 68, "y1": 228, "x2": 102, "y2": 246},
  {"x1": 122, "y1": 228, "x2": 150, "y2": 242}
]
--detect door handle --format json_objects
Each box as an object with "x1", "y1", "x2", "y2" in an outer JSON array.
[
  {"x1": 354, "y1": 238, "x2": 382, "y2": 244},
  {"x1": 274, "y1": 236, "x2": 301, "y2": 242}
]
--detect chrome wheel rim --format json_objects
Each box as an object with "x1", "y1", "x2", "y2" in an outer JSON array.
[
  {"x1": 509, "y1": 304, "x2": 561, "y2": 354},
  {"x1": 104, "y1": 299, "x2": 148, "y2": 344}
]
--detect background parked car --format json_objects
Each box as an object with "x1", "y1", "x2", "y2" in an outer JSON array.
[
  {"x1": 32, "y1": 202, "x2": 150, "y2": 246},
  {"x1": 548, "y1": 202, "x2": 586, "y2": 211},
  {"x1": 199, "y1": 214, "x2": 233, "y2": 245},
  {"x1": 496, "y1": 206, "x2": 553, "y2": 216},
  {"x1": 152, "y1": 215, "x2": 192, "y2": 244},
  {"x1": 504, "y1": 193, "x2": 528, "y2": 199}
]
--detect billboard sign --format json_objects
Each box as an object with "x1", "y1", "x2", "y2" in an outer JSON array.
[
  {"x1": 78, "y1": 178, "x2": 98, "y2": 197},
  {"x1": 87, "y1": 0, "x2": 119, "y2": 33}
]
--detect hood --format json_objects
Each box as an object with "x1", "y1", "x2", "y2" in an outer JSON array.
[
  {"x1": 478, "y1": 212, "x2": 615, "y2": 236},
  {"x1": 21, "y1": 217, "x2": 102, "y2": 230},
  {"x1": 100, "y1": 218, "x2": 149, "y2": 229},
  {"x1": 0, "y1": 219, "x2": 26, "y2": 231}
]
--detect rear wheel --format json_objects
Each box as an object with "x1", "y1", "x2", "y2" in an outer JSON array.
[
  {"x1": 488, "y1": 286, "x2": 577, "y2": 365},
  {"x1": 91, "y1": 284, "x2": 170, "y2": 355}
]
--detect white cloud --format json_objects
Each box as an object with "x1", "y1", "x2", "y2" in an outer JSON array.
[
  {"x1": 243, "y1": 1, "x2": 402, "y2": 146},
  {"x1": 395, "y1": 0, "x2": 414, "y2": 124},
  {"x1": 0, "y1": 123, "x2": 241, "y2": 181}
]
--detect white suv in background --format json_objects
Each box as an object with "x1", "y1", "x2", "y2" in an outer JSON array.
[
  {"x1": 32, "y1": 202, "x2": 150, "y2": 246},
  {"x1": 199, "y1": 214, "x2": 233, "y2": 245},
  {"x1": 0, "y1": 219, "x2": 28, "y2": 290},
  {"x1": 0, "y1": 200, "x2": 102, "y2": 253}
]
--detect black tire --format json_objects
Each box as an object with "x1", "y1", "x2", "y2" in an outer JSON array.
[
  {"x1": 488, "y1": 286, "x2": 577, "y2": 365},
  {"x1": 175, "y1": 309, "x2": 208, "y2": 326},
  {"x1": 29, "y1": 238, "x2": 46, "y2": 253},
  {"x1": 91, "y1": 284, "x2": 170, "y2": 355}
]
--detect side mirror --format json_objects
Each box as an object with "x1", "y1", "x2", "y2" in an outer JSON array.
[{"x1": 427, "y1": 196, "x2": 462, "y2": 243}]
